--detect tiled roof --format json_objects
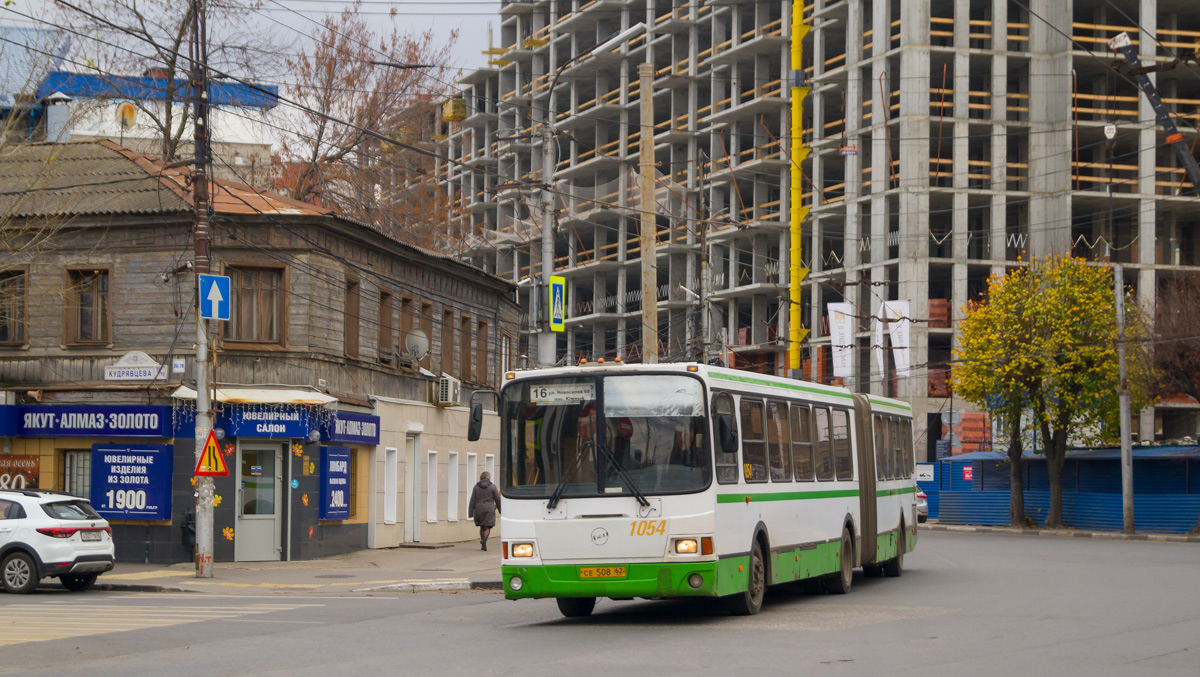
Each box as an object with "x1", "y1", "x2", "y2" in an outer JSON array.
[{"x1": 0, "y1": 140, "x2": 330, "y2": 219}]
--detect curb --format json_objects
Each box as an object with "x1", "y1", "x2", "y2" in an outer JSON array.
[
  {"x1": 919, "y1": 523, "x2": 1200, "y2": 544},
  {"x1": 42, "y1": 582, "x2": 193, "y2": 594},
  {"x1": 353, "y1": 579, "x2": 504, "y2": 593}
]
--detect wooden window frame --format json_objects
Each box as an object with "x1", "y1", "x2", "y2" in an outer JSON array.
[
  {"x1": 344, "y1": 276, "x2": 361, "y2": 359},
  {"x1": 378, "y1": 290, "x2": 394, "y2": 365},
  {"x1": 476, "y1": 320, "x2": 489, "y2": 385},
  {"x1": 222, "y1": 263, "x2": 287, "y2": 348},
  {"x1": 459, "y1": 313, "x2": 472, "y2": 382},
  {"x1": 63, "y1": 267, "x2": 111, "y2": 346},
  {"x1": 0, "y1": 268, "x2": 28, "y2": 346},
  {"x1": 419, "y1": 301, "x2": 433, "y2": 370},
  {"x1": 440, "y1": 307, "x2": 455, "y2": 376}
]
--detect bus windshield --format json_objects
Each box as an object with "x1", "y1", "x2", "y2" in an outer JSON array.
[{"x1": 501, "y1": 374, "x2": 711, "y2": 499}]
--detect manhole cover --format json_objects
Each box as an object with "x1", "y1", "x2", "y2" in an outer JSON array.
[{"x1": 315, "y1": 574, "x2": 354, "y2": 579}]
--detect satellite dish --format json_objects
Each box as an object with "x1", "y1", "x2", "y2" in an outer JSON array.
[{"x1": 403, "y1": 329, "x2": 430, "y2": 362}]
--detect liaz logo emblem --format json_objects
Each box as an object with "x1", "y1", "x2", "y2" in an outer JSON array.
[{"x1": 590, "y1": 527, "x2": 609, "y2": 546}]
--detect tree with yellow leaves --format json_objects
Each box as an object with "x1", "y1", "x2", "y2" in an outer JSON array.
[{"x1": 954, "y1": 256, "x2": 1150, "y2": 528}]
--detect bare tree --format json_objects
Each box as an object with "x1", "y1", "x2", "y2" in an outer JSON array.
[
  {"x1": 274, "y1": 2, "x2": 463, "y2": 251},
  {"x1": 52, "y1": 0, "x2": 288, "y2": 163},
  {"x1": 1150, "y1": 273, "x2": 1200, "y2": 405}
]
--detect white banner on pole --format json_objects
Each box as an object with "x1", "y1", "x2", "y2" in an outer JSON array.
[
  {"x1": 827, "y1": 302, "x2": 854, "y2": 378},
  {"x1": 884, "y1": 300, "x2": 912, "y2": 376}
]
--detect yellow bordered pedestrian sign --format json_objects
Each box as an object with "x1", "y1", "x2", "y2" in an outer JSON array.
[
  {"x1": 194, "y1": 430, "x2": 228, "y2": 477},
  {"x1": 549, "y1": 275, "x2": 565, "y2": 333}
]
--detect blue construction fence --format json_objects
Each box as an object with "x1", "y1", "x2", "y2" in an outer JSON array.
[{"x1": 915, "y1": 445, "x2": 1200, "y2": 534}]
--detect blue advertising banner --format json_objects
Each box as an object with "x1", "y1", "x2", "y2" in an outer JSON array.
[
  {"x1": 89, "y1": 444, "x2": 173, "y2": 520},
  {"x1": 320, "y1": 446, "x2": 351, "y2": 521},
  {"x1": 324, "y1": 412, "x2": 380, "y2": 445},
  {"x1": 8, "y1": 405, "x2": 172, "y2": 438},
  {"x1": 220, "y1": 406, "x2": 310, "y2": 438}
]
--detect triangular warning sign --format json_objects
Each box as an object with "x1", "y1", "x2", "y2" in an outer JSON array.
[{"x1": 194, "y1": 430, "x2": 229, "y2": 477}]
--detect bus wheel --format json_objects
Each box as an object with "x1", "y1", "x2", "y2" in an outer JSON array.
[
  {"x1": 883, "y1": 524, "x2": 905, "y2": 577},
  {"x1": 556, "y1": 597, "x2": 596, "y2": 618},
  {"x1": 728, "y1": 541, "x2": 766, "y2": 616},
  {"x1": 827, "y1": 528, "x2": 853, "y2": 595}
]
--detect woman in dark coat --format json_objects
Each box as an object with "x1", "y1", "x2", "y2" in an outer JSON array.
[{"x1": 468, "y1": 471, "x2": 501, "y2": 550}]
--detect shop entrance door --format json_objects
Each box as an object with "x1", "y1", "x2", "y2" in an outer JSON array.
[{"x1": 236, "y1": 445, "x2": 283, "y2": 561}]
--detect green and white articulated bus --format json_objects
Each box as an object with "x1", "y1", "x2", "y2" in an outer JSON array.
[{"x1": 489, "y1": 362, "x2": 917, "y2": 617}]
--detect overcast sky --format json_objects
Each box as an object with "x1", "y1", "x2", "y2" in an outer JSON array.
[{"x1": 3, "y1": 0, "x2": 501, "y2": 76}]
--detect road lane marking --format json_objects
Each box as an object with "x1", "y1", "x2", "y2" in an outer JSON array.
[{"x1": 0, "y1": 602, "x2": 315, "y2": 647}]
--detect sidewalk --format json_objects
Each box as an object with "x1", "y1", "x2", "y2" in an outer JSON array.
[
  {"x1": 88, "y1": 540, "x2": 504, "y2": 595},
  {"x1": 920, "y1": 521, "x2": 1200, "y2": 543}
]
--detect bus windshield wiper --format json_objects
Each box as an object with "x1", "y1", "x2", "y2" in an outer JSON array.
[
  {"x1": 596, "y1": 440, "x2": 650, "y2": 507},
  {"x1": 546, "y1": 441, "x2": 592, "y2": 510}
]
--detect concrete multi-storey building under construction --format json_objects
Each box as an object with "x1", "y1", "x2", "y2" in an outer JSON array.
[{"x1": 438, "y1": 0, "x2": 1200, "y2": 451}]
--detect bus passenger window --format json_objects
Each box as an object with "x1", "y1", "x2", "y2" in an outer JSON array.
[
  {"x1": 831, "y1": 408, "x2": 853, "y2": 481},
  {"x1": 901, "y1": 419, "x2": 914, "y2": 478},
  {"x1": 874, "y1": 415, "x2": 888, "y2": 481},
  {"x1": 739, "y1": 399, "x2": 768, "y2": 483},
  {"x1": 813, "y1": 407, "x2": 833, "y2": 481},
  {"x1": 890, "y1": 418, "x2": 903, "y2": 480},
  {"x1": 790, "y1": 405, "x2": 814, "y2": 481},
  {"x1": 713, "y1": 392, "x2": 739, "y2": 485},
  {"x1": 766, "y1": 400, "x2": 792, "y2": 482}
]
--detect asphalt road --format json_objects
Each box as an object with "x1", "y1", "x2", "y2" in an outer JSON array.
[{"x1": 1, "y1": 531, "x2": 1198, "y2": 676}]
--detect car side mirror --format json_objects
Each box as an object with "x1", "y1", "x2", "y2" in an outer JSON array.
[
  {"x1": 717, "y1": 414, "x2": 737, "y2": 454},
  {"x1": 467, "y1": 401, "x2": 484, "y2": 442}
]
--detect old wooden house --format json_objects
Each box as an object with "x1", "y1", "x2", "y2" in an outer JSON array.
[{"x1": 0, "y1": 140, "x2": 519, "y2": 563}]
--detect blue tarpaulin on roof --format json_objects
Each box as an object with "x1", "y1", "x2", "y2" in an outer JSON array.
[{"x1": 35, "y1": 71, "x2": 278, "y2": 108}]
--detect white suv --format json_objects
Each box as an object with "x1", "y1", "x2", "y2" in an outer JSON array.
[{"x1": 0, "y1": 489, "x2": 115, "y2": 594}]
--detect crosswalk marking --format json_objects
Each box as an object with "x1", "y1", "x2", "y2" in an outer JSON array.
[{"x1": 0, "y1": 602, "x2": 315, "y2": 646}]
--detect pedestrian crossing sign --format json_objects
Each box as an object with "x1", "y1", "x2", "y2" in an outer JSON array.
[
  {"x1": 194, "y1": 430, "x2": 229, "y2": 477},
  {"x1": 549, "y1": 275, "x2": 565, "y2": 333}
]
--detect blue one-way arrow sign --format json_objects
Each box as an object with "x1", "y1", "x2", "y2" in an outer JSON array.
[{"x1": 198, "y1": 274, "x2": 231, "y2": 321}]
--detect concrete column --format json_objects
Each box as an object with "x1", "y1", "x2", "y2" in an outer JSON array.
[
  {"x1": 898, "y1": 0, "x2": 931, "y2": 402},
  {"x1": 1027, "y1": 0, "x2": 1073, "y2": 257}
]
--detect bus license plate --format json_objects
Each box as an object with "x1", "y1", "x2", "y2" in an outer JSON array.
[{"x1": 579, "y1": 566, "x2": 626, "y2": 579}]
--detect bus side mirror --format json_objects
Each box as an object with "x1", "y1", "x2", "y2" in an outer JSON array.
[
  {"x1": 717, "y1": 414, "x2": 737, "y2": 454},
  {"x1": 467, "y1": 402, "x2": 484, "y2": 442}
]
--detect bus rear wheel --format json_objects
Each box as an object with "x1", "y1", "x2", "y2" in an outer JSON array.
[
  {"x1": 728, "y1": 541, "x2": 765, "y2": 616},
  {"x1": 883, "y1": 523, "x2": 905, "y2": 577},
  {"x1": 556, "y1": 597, "x2": 596, "y2": 618},
  {"x1": 826, "y1": 528, "x2": 853, "y2": 595}
]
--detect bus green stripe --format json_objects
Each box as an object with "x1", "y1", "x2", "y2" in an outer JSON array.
[
  {"x1": 868, "y1": 397, "x2": 912, "y2": 412},
  {"x1": 709, "y1": 371, "x2": 855, "y2": 400},
  {"x1": 876, "y1": 486, "x2": 917, "y2": 497},
  {"x1": 716, "y1": 489, "x2": 860, "y2": 503}
]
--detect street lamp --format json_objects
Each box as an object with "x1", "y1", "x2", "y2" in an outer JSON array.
[{"x1": 535, "y1": 23, "x2": 647, "y2": 368}]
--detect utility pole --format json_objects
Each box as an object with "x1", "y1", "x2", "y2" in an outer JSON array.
[
  {"x1": 698, "y1": 153, "x2": 710, "y2": 365},
  {"x1": 537, "y1": 113, "x2": 556, "y2": 367},
  {"x1": 1115, "y1": 262, "x2": 1134, "y2": 533},
  {"x1": 190, "y1": 0, "x2": 215, "y2": 577},
  {"x1": 638, "y1": 62, "x2": 658, "y2": 363}
]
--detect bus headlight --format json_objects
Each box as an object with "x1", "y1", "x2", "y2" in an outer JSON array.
[
  {"x1": 675, "y1": 539, "x2": 699, "y2": 554},
  {"x1": 512, "y1": 543, "x2": 534, "y2": 557},
  {"x1": 509, "y1": 576, "x2": 524, "y2": 591}
]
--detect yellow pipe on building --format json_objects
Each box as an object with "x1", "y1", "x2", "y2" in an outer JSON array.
[{"x1": 789, "y1": 0, "x2": 811, "y2": 372}]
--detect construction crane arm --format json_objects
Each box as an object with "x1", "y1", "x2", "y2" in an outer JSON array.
[{"x1": 1109, "y1": 32, "x2": 1200, "y2": 196}]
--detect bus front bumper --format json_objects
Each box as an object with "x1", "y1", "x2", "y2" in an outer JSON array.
[{"x1": 502, "y1": 561, "x2": 720, "y2": 600}]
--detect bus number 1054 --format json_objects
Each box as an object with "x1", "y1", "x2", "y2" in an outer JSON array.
[{"x1": 630, "y1": 520, "x2": 666, "y2": 536}]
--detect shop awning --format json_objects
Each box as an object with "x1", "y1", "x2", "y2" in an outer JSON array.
[{"x1": 171, "y1": 386, "x2": 338, "y2": 406}]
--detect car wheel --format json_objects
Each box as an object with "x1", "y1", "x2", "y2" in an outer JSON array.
[
  {"x1": 883, "y1": 524, "x2": 905, "y2": 577},
  {"x1": 556, "y1": 596, "x2": 596, "y2": 618},
  {"x1": 60, "y1": 573, "x2": 99, "y2": 592},
  {"x1": 728, "y1": 540, "x2": 766, "y2": 616},
  {"x1": 2, "y1": 551, "x2": 39, "y2": 594},
  {"x1": 918, "y1": 514, "x2": 927, "y2": 523},
  {"x1": 826, "y1": 528, "x2": 853, "y2": 595}
]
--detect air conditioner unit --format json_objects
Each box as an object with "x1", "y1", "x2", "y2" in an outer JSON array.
[{"x1": 435, "y1": 374, "x2": 461, "y2": 407}]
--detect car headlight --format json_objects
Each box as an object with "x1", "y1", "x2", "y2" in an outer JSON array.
[
  {"x1": 675, "y1": 539, "x2": 698, "y2": 554},
  {"x1": 512, "y1": 543, "x2": 534, "y2": 557}
]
